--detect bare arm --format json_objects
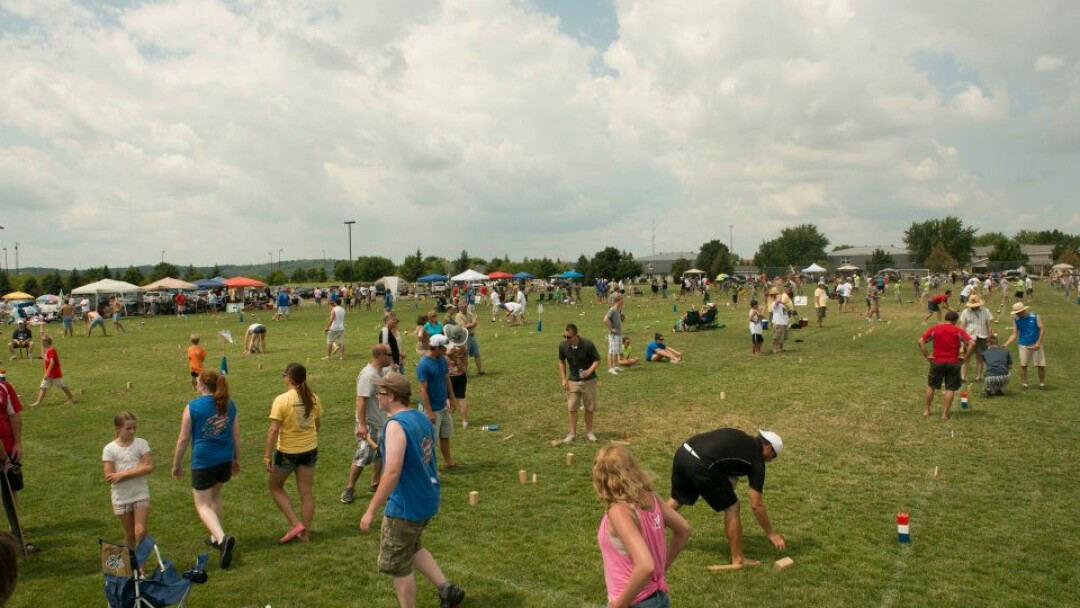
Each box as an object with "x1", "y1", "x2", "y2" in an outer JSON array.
[
  {"x1": 606, "y1": 504, "x2": 655, "y2": 608},
  {"x1": 558, "y1": 359, "x2": 569, "y2": 389},
  {"x1": 748, "y1": 489, "x2": 785, "y2": 551},
  {"x1": 660, "y1": 496, "x2": 691, "y2": 570},
  {"x1": 171, "y1": 408, "x2": 193, "y2": 477},
  {"x1": 1032, "y1": 316, "x2": 1045, "y2": 349},
  {"x1": 8, "y1": 412, "x2": 20, "y2": 461},
  {"x1": 360, "y1": 420, "x2": 405, "y2": 532},
  {"x1": 264, "y1": 420, "x2": 283, "y2": 472},
  {"x1": 231, "y1": 413, "x2": 242, "y2": 475},
  {"x1": 917, "y1": 337, "x2": 931, "y2": 361},
  {"x1": 355, "y1": 393, "x2": 368, "y2": 438}
]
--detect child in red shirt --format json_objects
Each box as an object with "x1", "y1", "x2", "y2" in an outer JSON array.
[{"x1": 28, "y1": 336, "x2": 75, "y2": 407}]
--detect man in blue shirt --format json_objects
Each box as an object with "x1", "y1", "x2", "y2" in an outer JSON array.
[
  {"x1": 360, "y1": 373, "x2": 464, "y2": 608},
  {"x1": 272, "y1": 290, "x2": 290, "y2": 321},
  {"x1": 417, "y1": 334, "x2": 459, "y2": 468},
  {"x1": 1002, "y1": 302, "x2": 1047, "y2": 389}
]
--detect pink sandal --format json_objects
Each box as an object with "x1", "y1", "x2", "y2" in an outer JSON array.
[{"x1": 280, "y1": 523, "x2": 305, "y2": 544}]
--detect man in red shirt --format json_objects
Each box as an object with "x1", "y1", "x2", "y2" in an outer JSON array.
[
  {"x1": 917, "y1": 310, "x2": 974, "y2": 420},
  {"x1": 0, "y1": 369, "x2": 35, "y2": 553},
  {"x1": 27, "y1": 337, "x2": 75, "y2": 407},
  {"x1": 921, "y1": 289, "x2": 952, "y2": 324}
]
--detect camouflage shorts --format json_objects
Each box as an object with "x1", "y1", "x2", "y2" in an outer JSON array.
[{"x1": 378, "y1": 516, "x2": 430, "y2": 577}]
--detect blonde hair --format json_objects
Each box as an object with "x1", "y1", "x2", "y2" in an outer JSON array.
[{"x1": 592, "y1": 444, "x2": 655, "y2": 511}]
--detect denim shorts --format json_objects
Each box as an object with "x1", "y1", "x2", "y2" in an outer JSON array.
[
  {"x1": 273, "y1": 448, "x2": 318, "y2": 472},
  {"x1": 630, "y1": 590, "x2": 670, "y2": 608}
]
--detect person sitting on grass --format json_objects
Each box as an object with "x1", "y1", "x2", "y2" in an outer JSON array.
[
  {"x1": 617, "y1": 337, "x2": 639, "y2": 369},
  {"x1": 645, "y1": 333, "x2": 682, "y2": 363},
  {"x1": 981, "y1": 335, "x2": 1012, "y2": 398}
]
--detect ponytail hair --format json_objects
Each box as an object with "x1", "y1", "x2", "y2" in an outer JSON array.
[
  {"x1": 283, "y1": 363, "x2": 316, "y2": 417},
  {"x1": 199, "y1": 370, "x2": 231, "y2": 416}
]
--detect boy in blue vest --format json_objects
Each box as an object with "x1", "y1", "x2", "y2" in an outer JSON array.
[{"x1": 360, "y1": 373, "x2": 464, "y2": 608}]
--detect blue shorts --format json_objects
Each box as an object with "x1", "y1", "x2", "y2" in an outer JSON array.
[
  {"x1": 466, "y1": 335, "x2": 480, "y2": 357},
  {"x1": 89, "y1": 318, "x2": 105, "y2": 328}
]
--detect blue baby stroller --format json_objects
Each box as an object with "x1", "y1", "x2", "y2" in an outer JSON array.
[{"x1": 101, "y1": 537, "x2": 208, "y2": 608}]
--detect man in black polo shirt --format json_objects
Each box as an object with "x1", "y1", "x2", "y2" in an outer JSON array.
[
  {"x1": 378, "y1": 312, "x2": 405, "y2": 374},
  {"x1": 667, "y1": 428, "x2": 786, "y2": 567},
  {"x1": 7, "y1": 322, "x2": 32, "y2": 360},
  {"x1": 557, "y1": 323, "x2": 601, "y2": 444}
]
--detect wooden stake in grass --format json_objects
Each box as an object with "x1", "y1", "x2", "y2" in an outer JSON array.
[
  {"x1": 502, "y1": 434, "x2": 515, "y2": 441},
  {"x1": 532, "y1": 473, "x2": 537, "y2": 484},
  {"x1": 549, "y1": 439, "x2": 563, "y2": 447},
  {"x1": 932, "y1": 466, "x2": 939, "y2": 478},
  {"x1": 125, "y1": 382, "x2": 132, "y2": 390},
  {"x1": 566, "y1": 453, "x2": 575, "y2": 466},
  {"x1": 720, "y1": 391, "x2": 726, "y2": 400},
  {"x1": 469, "y1": 491, "x2": 479, "y2": 506},
  {"x1": 706, "y1": 562, "x2": 760, "y2": 572},
  {"x1": 773, "y1": 557, "x2": 795, "y2": 571},
  {"x1": 519, "y1": 470, "x2": 527, "y2": 484}
]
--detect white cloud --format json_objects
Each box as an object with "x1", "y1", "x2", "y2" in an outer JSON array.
[
  {"x1": 0, "y1": 0, "x2": 1078, "y2": 268},
  {"x1": 1034, "y1": 54, "x2": 1064, "y2": 72}
]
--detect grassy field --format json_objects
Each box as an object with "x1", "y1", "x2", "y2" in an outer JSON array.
[{"x1": 5, "y1": 285, "x2": 1079, "y2": 607}]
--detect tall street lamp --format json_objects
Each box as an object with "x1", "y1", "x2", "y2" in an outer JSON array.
[
  {"x1": 268, "y1": 252, "x2": 273, "y2": 277},
  {"x1": 14, "y1": 242, "x2": 19, "y2": 276},
  {"x1": 344, "y1": 220, "x2": 356, "y2": 266},
  {"x1": 278, "y1": 249, "x2": 283, "y2": 277},
  {"x1": 161, "y1": 250, "x2": 165, "y2": 264}
]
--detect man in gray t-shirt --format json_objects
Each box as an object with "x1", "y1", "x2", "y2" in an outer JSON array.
[
  {"x1": 341, "y1": 345, "x2": 393, "y2": 504},
  {"x1": 603, "y1": 294, "x2": 625, "y2": 375},
  {"x1": 981, "y1": 335, "x2": 1012, "y2": 398}
]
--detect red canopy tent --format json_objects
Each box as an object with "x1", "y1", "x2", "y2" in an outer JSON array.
[
  {"x1": 224, "y1": 277, "x2": 267, "y2": 288},
  {"x1": 487, "y1": 271, "x2": 512, "y2": 279}
]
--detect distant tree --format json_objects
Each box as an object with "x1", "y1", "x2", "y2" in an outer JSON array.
[
  {"x1": 1057, "y1": 247, "x2": 1080, "y2": 267},
  {"x1": 452, "y1": 250, "x2": 472, "y2": 274},
  {"x1": 290, "y1": 267, "x2": 309, "y2": 283},
  {"x1": 867, "y1": 248, "x2": 895, "y2": 273},
  {"x1": 83, "y1": 267, "x2": 105, "y2": 282},
  {"x1": 122, "y1": 266, "x2": 144, "y2": 286},
  {"x1": 670, "y1": 257, "x2": 692, "y2": 279},
  {"x1": 973, "y1": 231, "x2": 1009, "y2": 247},
  {"x1": 574, "y1": 255, "x2": 591, "y2": 282},
  {"x1": 148, "y1": 262, "x2": 180, "y2": 282},
  {"x1": 103, "y1": 265, "x2": 113, "y2": 279},
  {"x1": 314, "y1": 266, "x2": 328, "y2": 282},
  {"x1": 484, "y1": 256, "x2": 507, "y2": 274},
  {"x1": 903, "y1": 217, "x2": 976, "y2": 266},
  {"x1": 831, "y1": 244, "x2": 855, "y2": 251},
  {"x1": 399, "y1": 249, "x2": 425, "y2": 281},
  {"x1": 209, "y1": 264, "x2": 222, "y2": 278},
  {"x1": 925, "y1": 242, "x2": 959, "y2": 273},
  {"x1": 267, "y1": 270, "x2": 287, "y2": 286},
  {"x1": 695, "y1": 239, "x2": 734, "y2": 278},
  {"x1": 423, "y1": 256, "x2": 448, "y2": 276},
  {"x1": 521, "y1": 257, "x2": 559, "y2": 280},
  {"x1": 66, "y1": 268, "x2": 82, "y2": 292},
  {"x1": 590, "y1": 247, "x2": 622, "y2": 280},
  {"x1": 356, "y1": 256, "x2": 396, "y2": 282},
  {"x1": 42, "y1": 271, "x2": 64, "y2": 295},
  {"x1": 183, "y1": 265, "x2": 203, "y2": 281},
  {"x1": 752, "y1": 239, "x2": 786, "y2": 270},
  {"x1": 333, "y1": 260, "x2": 357, "y2": 282},
  {"x1": 19, "y1": 276, "x2": 40, "y2": 296},
  {"x1": 753, "y1": 224, "x2": 829, "y2": 271},
  {"x1": 0, "y1": 272, "x2": 10, "y2": 295},
  {"x1": 988, "y1": 238, "x2": 1028, "y2": 269},
  {"x1": 615, "y1": 255, "x2": 644, "y2": 281}
]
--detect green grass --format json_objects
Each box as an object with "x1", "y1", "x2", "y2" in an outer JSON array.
[{"x1": 6, "y1": 287, "x2": 1080, "y2": 607}]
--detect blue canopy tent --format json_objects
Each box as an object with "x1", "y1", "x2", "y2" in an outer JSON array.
[
  {"x1": 562, "y1": 270, "x2": 584, "y2": 279},
  {"x1": 417, "y1": 274, "x2": 449, "y2": 283},
  {"x1": 512, "y1": 272, "x2": 536, "y2": 280},
  {"x1": 193, "y1": 278, "x2": 226, "y2": 288}
]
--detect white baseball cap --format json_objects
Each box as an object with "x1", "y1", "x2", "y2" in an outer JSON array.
[
  {"x1": 758, "y1": 430, "x2": 783, "y2": 457},
  {"x1": 429, "y1": 334, "x2": 450, "y2": 348}
]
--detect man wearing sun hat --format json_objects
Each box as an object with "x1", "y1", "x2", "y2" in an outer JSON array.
[
  {"x1": 1002, "y1": 301, "x2": 1047, "y2": 389},
  {"x1": 667, "y1": 428, "x2": 786, "y2": 568},
  {"x1": 958, "y1": 294, "x2": 994, "y2": 382}
]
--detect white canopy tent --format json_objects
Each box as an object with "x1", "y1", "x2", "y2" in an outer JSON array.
[
  {"x1": 836, "y1": 264, "x2": 860, "y2": 272},
  {"x1": 141, "y1": 277, "x2": 198, "y2": 291},
  {"x1": 374, "y1": 276, "x2": 402, "y2": 300},
  {"x1": 802, "y1": 263, "x2": 827, "y2": 273},
  {"x1": 451, "y1": 269, "x2": 488, "y2": 282},
  {"x1": 72, "y1": 278, "x2": 142, "y2": 308}
]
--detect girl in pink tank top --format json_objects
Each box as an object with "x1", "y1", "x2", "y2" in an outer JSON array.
[{"x1": 593, "y1": 445, "x2": 691, "y2": 608}]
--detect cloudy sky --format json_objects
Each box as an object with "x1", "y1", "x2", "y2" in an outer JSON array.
[{"x1": 1, "y1": 0, "x2": 1078, "y2": 270}]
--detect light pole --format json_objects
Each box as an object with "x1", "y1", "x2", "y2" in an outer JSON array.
[
  {"x1": 14, "y1": 242, "x2": 18, "y2": 276},
  {"x1": 2, "y1": 248, "x2": 6, "y2": 273},
  {"x1": 268, "y1": 252, "x2": 273, "y2": 277},
  {"x1": 729, "y1": 225, "x2": 734, "y2": 264},
  {"x1": 278, "y1": 249, "x2": 283, "y2": 277},
  {"x1": 322, "y1": 249, "x2": 326, "y2": 274},
  {"x1": 161, "y1": 250, "x2": 165, "y2": 264},
  {"x1": 344, "y1": 221, "x2": 356, "y2": 266}
]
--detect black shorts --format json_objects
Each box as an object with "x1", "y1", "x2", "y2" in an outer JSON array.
[
  {"x1": 274, "y1": 448, "x2": 318, "y2": 472},
  {"x1": 191, "y1": 461, "x2": 232, "y2": 490},
  {"x1": 928, "y1": 362, "x2": 963, "y2": 391},
  {"x1": 450, "y1": 374, "x2": 467, "y2": 399},
  {"x1": 670, "y1": 445, "x2": 737, "y2": 512},
  {"x1": 751, "y1": 334, "x2": 764, "y2": 344},
  {"x1": 3, "y1": 454, "x2": 23, "y2": 492},
  {"x1": 190, "y1": 371, "x2": 199, "y2": 378},
  {"x1": 927, "y1": 301, "x2": 940, "y2": 312}
]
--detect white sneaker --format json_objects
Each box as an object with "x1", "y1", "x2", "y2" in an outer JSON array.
[
  {"x1": 461, "y1": 420, "x2": 468, "y2": 428},
  {"x1": 608, "y1": 368, "x2": 619, "y2": 375},
  {"x1": 562, "y1": 434, "x2": 576, "y2": 444},
  {"x1": 586, "y1": 432, "x2": 598, "y2": 442}
]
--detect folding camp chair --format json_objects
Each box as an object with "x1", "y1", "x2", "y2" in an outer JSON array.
[{"x1": 101, "y1": 537, "x2": 208, "y2": 608}]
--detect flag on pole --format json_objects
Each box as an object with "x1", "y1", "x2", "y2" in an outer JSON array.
[
  {"x1": 220, "y1": 356, "x2": 228, "y2": 375},
  {"x1": 219, "y1": 330, "x2": 234, "y2": 344},
  {"x1": 536, "y1": 319, "x2": 542, "y2": 332}
]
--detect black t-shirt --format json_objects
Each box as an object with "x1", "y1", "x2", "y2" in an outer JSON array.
[
  {"x1": 379, "y1": 327, "x2": 402, "y2": 365},
  {"x1": 685, "y1": 428, "x2": 767, "y2": 493},
  {"x1": 558, "y1": 337, "x2": 600, "y2": 381},
  {"x1": 12, "y1": 327, "x2": 31, "y2": 342}
]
